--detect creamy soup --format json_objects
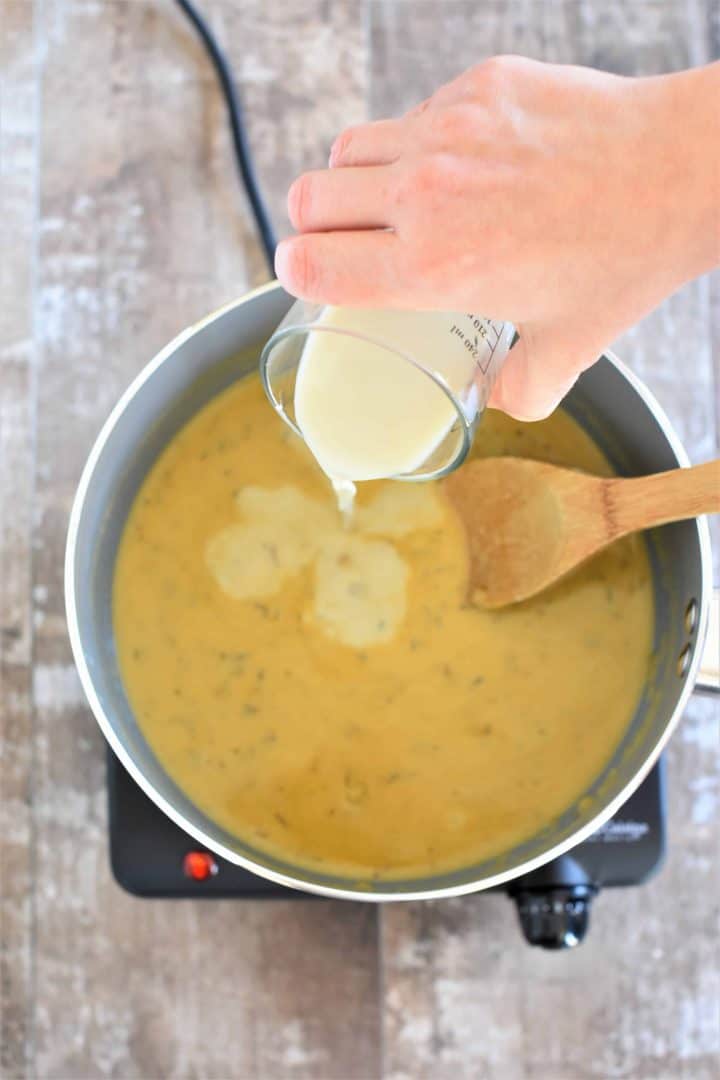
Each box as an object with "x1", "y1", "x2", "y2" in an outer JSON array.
[{"x1": 113, "y1": 374, "x2": 654, "y2": 880}]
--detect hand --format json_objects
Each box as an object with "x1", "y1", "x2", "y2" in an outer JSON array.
[{"x1": 275, "y1": 57, "x2": 719, "y2": 420}]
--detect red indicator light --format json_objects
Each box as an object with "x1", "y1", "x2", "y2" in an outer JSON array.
[{"x1": 183, "y1": 851, "x2": 218, "y2": 881}]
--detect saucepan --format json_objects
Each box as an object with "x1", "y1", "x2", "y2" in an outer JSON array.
[{"x1": 65, "y1": 281, "x2": 717, "y2": 901}]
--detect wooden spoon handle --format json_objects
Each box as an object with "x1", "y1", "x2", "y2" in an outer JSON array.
[{"x1": 607, "y1": 459, "x2": 720, "y2": 537}]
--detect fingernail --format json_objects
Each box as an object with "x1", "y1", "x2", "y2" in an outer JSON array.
[{"x1": 274, "y1": 239, "x2": 291, "y2": 284}]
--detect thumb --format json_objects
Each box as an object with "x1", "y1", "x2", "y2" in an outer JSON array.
[{"x1": 488, "y1": 323, "x2": 602, "y2": 422}]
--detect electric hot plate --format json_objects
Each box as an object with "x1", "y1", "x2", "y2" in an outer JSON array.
[{"x1": 108, "y1": 750, "x2": 666, "y2": 949}]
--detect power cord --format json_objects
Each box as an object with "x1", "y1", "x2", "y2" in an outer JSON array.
[{"x1": 173, "y1": 0, "x2": 278, "y2": 275}]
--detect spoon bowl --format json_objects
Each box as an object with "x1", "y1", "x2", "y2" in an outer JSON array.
[{"x1": 445, "y1": 457, "x2": 720, "y2": 608}]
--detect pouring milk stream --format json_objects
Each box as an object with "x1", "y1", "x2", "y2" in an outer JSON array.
[{"x1": 261, "y1": 303, "x2": 515, "y2": 514}]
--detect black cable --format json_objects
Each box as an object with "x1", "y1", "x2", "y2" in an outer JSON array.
[{"x1": 173, "y1": 0, "x2": 277, "y2": 274}]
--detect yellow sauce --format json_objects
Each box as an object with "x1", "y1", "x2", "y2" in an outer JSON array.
[{"x1": 113, "y1": 374, "x2": 654, "y2": 879}]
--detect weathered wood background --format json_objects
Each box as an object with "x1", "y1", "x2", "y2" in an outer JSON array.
[{"x1": 1, "y1": 1, "x2": 718, "y2": 1077}]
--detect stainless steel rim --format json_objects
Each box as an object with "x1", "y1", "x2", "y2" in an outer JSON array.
[{"x1": 64, "y1": 283, "x2": 714, "y2": 901}]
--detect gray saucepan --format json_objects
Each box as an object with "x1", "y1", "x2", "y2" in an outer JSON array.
[{"x1": 65, "y1": 281, "x2": 718, "y2": 901}]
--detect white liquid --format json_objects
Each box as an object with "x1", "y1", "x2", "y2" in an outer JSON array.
[
  {"x1": 294, "y1": 308, "x2": 486, "y2": 507},
  {"x1": 331, "y1": 477, "x2": 358, "y2": 522},
  {"x1": 206, "y1": 482, "x2": 445, "y2": 647}
]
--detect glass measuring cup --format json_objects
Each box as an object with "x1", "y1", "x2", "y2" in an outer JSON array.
[{"x1": 260, "y1": 299, "x2": 515, "y2": 481}]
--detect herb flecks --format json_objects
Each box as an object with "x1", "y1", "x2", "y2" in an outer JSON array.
[{"x1": 344, "y1": 770, "x2": 368, "y2": 805}]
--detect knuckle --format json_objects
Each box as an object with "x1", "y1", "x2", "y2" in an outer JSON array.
[
  {"x1": 287, "y1": 173, "x2": 314, "y2": 230},
  {"x1": 402, "y1": 228, "x2": 447, "y2": 281},
  {"x1": 401, "y1": 154, "x2": 455, "y2": 202},
  {"x1": 471, "y1": 54, "x2": 519, "y2": 94},
  {"x1": 428, "y1": 106, "x2": 467, "y2": 144},
  {"x1": 413, "y1": 159, "x2": 441, "y2": 195}
]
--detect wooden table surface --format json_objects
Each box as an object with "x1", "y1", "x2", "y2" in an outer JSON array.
[{"x1": 1, "y1": 2, "x2": 718, "y2": 1077}]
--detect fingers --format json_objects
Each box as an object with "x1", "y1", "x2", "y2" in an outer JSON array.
[
  {"x1": 327, "y1": 74, "x2": 493, "y2": 175},
  {"x1": 275, "y1": 230, "x2": 404, "y2": 306},
  {"x1": 488, "y1": 325, "x2": 600, "y2": 421},
  {"x1": 287, "y1": 166, "x2": 395, "y2": 232},
  {"x1": 329, "y1": 119, "x2": 405, "y2": 168},
  {"x1": 327, "y1": 82, "x2": 472, "y2": 169}
]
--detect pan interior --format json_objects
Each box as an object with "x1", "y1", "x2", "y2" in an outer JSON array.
[{"x1": 69, "y1": 293, "x2": 705, "y2": 896}]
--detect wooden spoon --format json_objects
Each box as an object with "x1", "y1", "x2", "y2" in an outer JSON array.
[{"x1": 444, "y1": 457, "x2": 720, "y2": 609}]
